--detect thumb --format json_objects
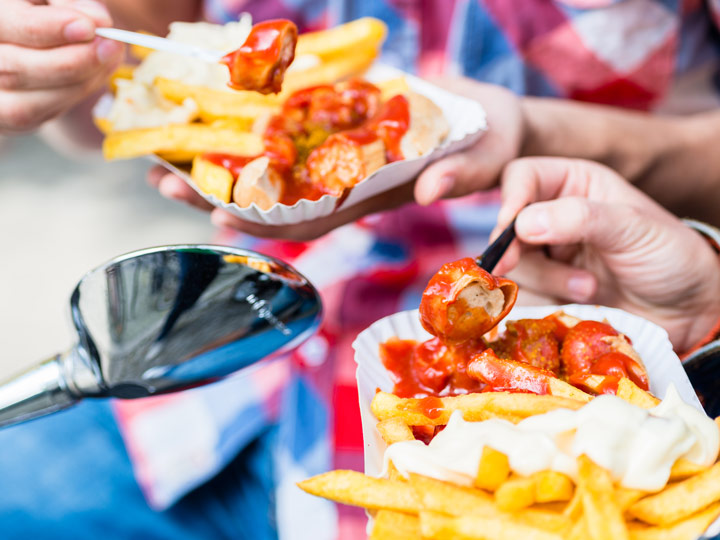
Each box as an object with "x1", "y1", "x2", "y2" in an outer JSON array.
[
  {"x1": 414, "y1": 149, "x2": 499, "y2": 206},
  {"x1": 515, "y1": 198, "x2": 650, "y2": 253}
]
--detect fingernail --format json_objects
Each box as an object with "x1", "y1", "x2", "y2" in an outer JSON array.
[
  {"x1": 519, "y1": 208, "x2": 550, "y2": 237},
  {"x1": 64, "y1": 19, "x2": 95, "y2": 42},
  {"x1": 96, "y1": 39, "x2": 122, "y2": 63},
  {"x1": 567, "y1": 275, "x2": 595, "y2": 301},
  {"x1": 426, "y1": 174, "x2": 454, "y2": 204}
]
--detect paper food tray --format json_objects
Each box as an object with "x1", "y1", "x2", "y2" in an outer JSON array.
[
  {"x1": 352, "y1": 304, "x2": 718, "y2": 536},
  {"x1": 96, "y1": 63, "x2": 487, "y2": 225}
]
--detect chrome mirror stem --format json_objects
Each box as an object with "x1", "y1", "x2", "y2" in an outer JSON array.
[{"x1": 0, "y1": 355, "x2": 77, "y2": 428}]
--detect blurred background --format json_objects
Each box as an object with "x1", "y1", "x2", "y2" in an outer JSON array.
[{"x1": 0, "y1": 132, "x2": 215, "y2": 380}]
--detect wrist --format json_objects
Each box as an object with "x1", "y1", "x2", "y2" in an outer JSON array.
[
  {"x1": 677, "y1": 220, "x2": 720, "y2": 355},
  {"x1": 517, "y1": 98, "x2": 613, "y2": 164}
]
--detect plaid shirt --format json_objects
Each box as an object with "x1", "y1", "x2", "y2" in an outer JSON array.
[{"x1": 113, "y1": 1, "x2": 720, "y2": 538}]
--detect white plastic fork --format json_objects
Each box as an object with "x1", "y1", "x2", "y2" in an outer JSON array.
[{"x1": 95, "y1": 27, "x2": 225, "y2": 63}]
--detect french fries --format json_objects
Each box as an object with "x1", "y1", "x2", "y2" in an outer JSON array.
[
  {"x1": 474, "y1": 446, "x2": 509, "y2": 492},
  {"x1": 494, "y1": 474, "x2": 536, "y2": 512},
  {"x1": 294, "y1": 17, "x2": 386, "y2": 60},
  {"x1": 628, "y1": 461, "x2": 720, "y2": 526},
  {"x1": 369, "y1": 510, "x2": 420, "y2": 540},
  {"x1": 298, "y1": 382, "x2": 720, "y2": 540},
  {"x1": 100, "y1": 18, "x2": 387, "y2": 157},
  {"x1": 190, "y1": 157, "x2": 234, "y2": 202},
  {"x1": 155, "y1": 77, "x2": 281, "y2": 122},
  {"x1": 376, "y1": 417, "x2": 415, "y2": 445},
  {"x1": 102, "y1": 124, "x2": 263, "y2": 161},
  {"x1": 297, "y1": 470, "x2": 420, "y2": 513},
  {"x1": 420, "y1": 511, "x2": 563, "y2": 540},
  {"x1": 576, "y1": 455, "x2": 628, "y2": 540},
  {"x1": 370, "y1": 390, "x2": 585, "y2": 426},
  {"x1": 617, "y1": 377, "x2": 660, "y2": 409}
]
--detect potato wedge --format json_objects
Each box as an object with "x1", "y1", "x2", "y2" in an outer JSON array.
[
  {"x1": 376, "y1": 417, "x2": 415, "y2": 446},
  {"x1": 534, "y1": 471, "x2": 574, "y2": 504},
  {"x1": 191, "y1": 156, "x2": 234, "y2": 203},
  {"x1": 475, "y1": 446, "x2": 510, "y2": 492},
  {"x1": 103, "y1": 124, "x2": 263, "y2": 160},
  {"x1": 617, "y1": 378, "x2": 660, "y2": 409},
  {"x1": 495, "y1": 475, "x2": 536, "y2": 512},
  {"x1": 548, "y1": 378, "x2": 593, "y2": 402}
]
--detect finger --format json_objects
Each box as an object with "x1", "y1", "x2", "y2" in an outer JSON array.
[
  {"x1": 0, "y1": 1, "x2": 101, "y2": 48},
  {"x1": 547, "y1": 244, "x2": 581, "y2": 265},
  {"x1": 49, "y1": 0, "x2": 113, "y2": 27},
  {"x1": 498, "y1": 156, "x2": 672, "y2": 230},
  {"x1": 147, "y1": 165, "x2": 169, "y2": 188},
  {"x1": 156, "y1": 173, "x2": 215, "y2": 212},
  {"x1": 0, "y1": 67, "x2": 111, "y2": 132},
  {"x1": 496, "y1": 159, "x2": 545, "y2": 234},
  {"x1": 515, "y1": 198, "x2": 651, "y2": 253},
  {"x1": 504, "y1": 250, "x2": 598, "y2": 303},
  {"x1": 0, "y1": 39, "x2": 123, "y2": 89}
]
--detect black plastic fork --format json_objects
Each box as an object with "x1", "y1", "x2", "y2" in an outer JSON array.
[{"x1": 476, "y1": 217, "x2": 517, "y2": 272}]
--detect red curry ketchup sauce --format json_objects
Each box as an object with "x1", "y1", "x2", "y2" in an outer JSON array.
[
  {"x1": 202, "y1": 154, "x2": 257, "y2": 178},
  {"x1": 379, "y1": 337, "x2": 486, "y2": 398},
  {"x1": 363, "y1": 94, "x2": 410, "y2": 162},
  {"x1": 419, "y1": 258, "x2": 518, "y2": 343},
  {"x1": 199, "y1": 80, "x2": 387, "y2": 205},
  {"x1": 305, "y1": 94, "x2": 410, "y2": 190},
  {"x1": 221, "y1": 19, "x2": 298, "y2": 94},
  {"x1": 488, "y1": 318, "x2": 561, "y2": 374},
  {"x1": 561, "y1": 320, "x2": 649, "y2": 392}
]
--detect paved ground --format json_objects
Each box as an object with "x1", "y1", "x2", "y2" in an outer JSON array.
[{"x1": 0, "y1": 134, "x2": 215, "y2": 379}]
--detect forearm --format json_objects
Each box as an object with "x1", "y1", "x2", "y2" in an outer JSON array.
[
  {"x1": 520, "y1": 97, "x2": 720, "y2": 225},
  {"x1": 103, "y1": 0, "x2": 202, "y2": 35}
]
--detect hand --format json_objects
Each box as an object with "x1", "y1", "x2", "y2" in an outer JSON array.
[
  {"x1": 493, "y1": 157, "x2": 720, "y2": 352},
  {"x1": 148, "y1": 78, "x2": 524, "y2": 240},
  {"x1": 414, "y1": 77, "x2": 524, "y2": 205},
  {"x1": 0, "y1": 0, "x2": 124, "y2": 134},
  {"x1": 147, "y1": 165, "x2": 417, "y2": 240}
]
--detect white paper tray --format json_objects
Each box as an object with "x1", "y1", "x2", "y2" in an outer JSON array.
[
  {"x1": 352, "y1": 304, "x2": 702, "y2": 480},
  {"x1": 150, "y1": 63, "x2": 487, "y2": 225}
]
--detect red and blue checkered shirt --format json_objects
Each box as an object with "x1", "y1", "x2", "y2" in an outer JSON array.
[{"x1": 113, "y1": 2, "x2": 720, "y2": 538}]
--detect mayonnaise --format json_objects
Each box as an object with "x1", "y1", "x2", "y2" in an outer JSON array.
[
  {"x1": 109, "y1": 80, "x2": 198, "y2": 131},
  {"x1": 133, "y1": 17, "x2": 254, "y2": 90},
  {"x1": 384, "y1": 385, "x2": 719, "y2": 492}
]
